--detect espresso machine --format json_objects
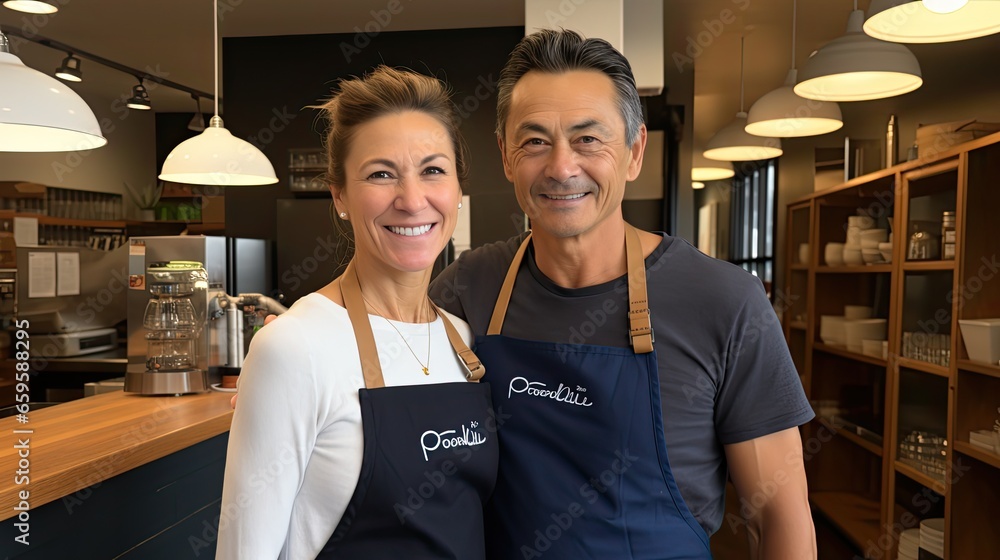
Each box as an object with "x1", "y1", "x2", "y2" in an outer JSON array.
[{"x1": 125, "y1": 237, "x2": 229, "y2": 395}]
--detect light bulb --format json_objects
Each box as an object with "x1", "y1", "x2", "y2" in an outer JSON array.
[
  {"x1": 692, "y1": 181, "x2": 705, "y2": 190},
  {"x1": 922, "y1": 0, "x2": 968, "y2": 14}
]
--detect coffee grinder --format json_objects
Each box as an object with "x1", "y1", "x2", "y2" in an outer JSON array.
[{"x1": 125, "y1": 236, "x2": 229, "y2": 395}]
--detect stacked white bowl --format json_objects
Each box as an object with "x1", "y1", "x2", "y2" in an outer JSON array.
[
  {"x1": 897, "y1": 528, "x2": 920, "y2": 560},
  {"x1": 919, "y1": 518, "x2": 944, "y2": 559},
  {"x1": 860, "y1": 229, "x2": 889, "y2": 264},
  {"x1": 844, "y1": 215, "x2": 875, "y2": 266},
  {"x1": 820, "y1": 306, "x2": 888, "y2": 355}
]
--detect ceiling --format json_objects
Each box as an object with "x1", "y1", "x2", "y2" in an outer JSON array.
[{"x1": 3, "y1": 0, "x2": 994, "y2": 150}]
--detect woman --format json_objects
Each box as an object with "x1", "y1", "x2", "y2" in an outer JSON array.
[{"x1": 217, "y1": 66, "x2": 497, "y2": 559}]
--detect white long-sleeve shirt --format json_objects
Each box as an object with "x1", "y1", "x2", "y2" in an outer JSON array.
[{"x1": 217, "y1": 293, "x2": 473, "y2": 560}]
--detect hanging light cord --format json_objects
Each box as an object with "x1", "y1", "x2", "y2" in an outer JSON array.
[
  {"x1": 791, "y1": 0, "x2": 797, "y2": 69},
  {"x1": 739, "y1": 35, "x2": 745, "y2": 113},
  {"x1": 213, "y1": 0, "x2": 219, "y2": 118}
]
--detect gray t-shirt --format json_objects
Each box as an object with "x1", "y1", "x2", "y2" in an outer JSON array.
[{"x1": 429, "y1": 232, "x2": 814, "y2": 536}]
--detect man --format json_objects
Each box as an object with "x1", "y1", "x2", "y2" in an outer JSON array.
[{"x1": 428, "y1": 29, "x2": 816, "y2": 559}]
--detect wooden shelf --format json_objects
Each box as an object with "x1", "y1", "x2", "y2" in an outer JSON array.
[
  {"x1": 789, "y1": 321, "x2": 808, "y2": 331},
  {"x1": 896, "y1": 357, "x2": 951, "y2": 378},
  {"x1": 954, "y1": 441, "x2": 1000, "y2": 471},
  {"x1": 0, "y1": 211, "x2": 126, "y2": 229},
  {"x1": 895, "y1": 459, "x2": 947, "y2": 495},
  {"x1": 816, "y1": 416, "x2": 884, "y2": 457},
  {"x1": 901, "y1": 260, "x2": 955, "y2": 271},
  {"x1": 186, "y1": 222, "x2": 226, "y2": 234},
  {"x1": 814, "y1": 343, "x2": 888, "y2": 367},
  {"x1": 810, "y1": 491, "x2": 881, "y2": 553},
  {"x1": 957, "y1": 359, "x2": 1000, "y2": 379},
  {"x1": 816, "y1": 264, "x2": 892, "y2": 274},
  {"x1": 790, "y1": 263, "x2": 809, "y2": 271}
]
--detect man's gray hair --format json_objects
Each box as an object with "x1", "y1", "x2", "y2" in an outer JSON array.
[{"x1": 495, "y1": 29, "x2": 644, "y2": 146}]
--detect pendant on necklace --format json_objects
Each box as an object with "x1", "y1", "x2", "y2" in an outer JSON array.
[{"x1": 422, "y1": 367, "x2": 429, "y2": 376}]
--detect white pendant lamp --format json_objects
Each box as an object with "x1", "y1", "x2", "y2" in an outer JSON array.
[
  {"x1": 2, "y1": 0, "x2": 57, "y2": 14},
  {"x1": 159, "y1": 0, "x2": 277, "y2": 186},
  {"x1": 865, "y1": 0, "x2": 1000, "y2": 43},
  {"x1": 795, "y1": 6, "x2": 922, "y2": 101},
  {"x1": 692, "y1": 152, "x2": 735, "y2": 181},
  {"x1": 746, "y1": 0, "x2": 843, "y2": 138},
  {"x1": 922, "y1": 0, "x2": 968, "y2": 13},
  {"x1": 0, "y1": 32, "x2": 107, "y2": 152},
  {"x1": 705, "y1": 37, "x2": 783, "y2": 162}
]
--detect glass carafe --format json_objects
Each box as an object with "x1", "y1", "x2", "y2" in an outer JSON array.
[{"x1": 143, "y1": 261, "x2": 208, "y2": 373}]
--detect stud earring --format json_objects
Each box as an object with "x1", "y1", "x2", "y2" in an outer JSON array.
[
  {"x1": 339, "y1": 212, "x2": 347, "y2": 219},
  {"x1": 458, "y1": 202, "x2": 463, "y2": 209}
]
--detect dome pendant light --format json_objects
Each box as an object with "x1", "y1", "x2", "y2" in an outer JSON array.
[
  {"x1": 865, "y1": 0, "x2": 1000, "y2": 43},
  {"x1": 746, "y1": 0, "x2": 843, "y2": 138},
  {"x1": 922, "y1": 0, "x2": 968, "y2": 13},
  {"x1": 795, "y1": 3, "x2": 922, "y2": 101},
  {"x1": 704, "y1": 36, "x2": 783, "y2": 162},
  {"x1": 159, "y1": 0, "x2": 277, "y2": 186},
  {"x1": 0, "y1": 31, "x2": 107, "y2": 152},
  {"x1": 2, "y1": 0, "x2": 57, "y2": 14},
  {"x1": 692, "y1": 151, "x2": 735, "y2": 181}
]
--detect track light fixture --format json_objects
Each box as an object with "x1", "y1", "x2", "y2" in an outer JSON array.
[
  {"x1": 54, "y1": 53, "x2": 82, "y2": 82},
  {"x1": 126, "y1": 79, "x2": 151, "y2": 111},
  {"x1": 2, "y1": 0, "x2": 57, "y2": 14},
  {"x1": 188, "y1": 94, "x2": 205, "y2": 132}
]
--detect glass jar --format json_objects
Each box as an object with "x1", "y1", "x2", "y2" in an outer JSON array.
[
  {"x1": 941, "y1": 211, "x2": 956, "y2": 260},
  {"x1": 907, "y1": 221, "x2": 940, "y2": 261}
]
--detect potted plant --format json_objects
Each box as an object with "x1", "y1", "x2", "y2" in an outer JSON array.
[{"x1": 123, "y1": 181, "x2": 163, "y2": 221}]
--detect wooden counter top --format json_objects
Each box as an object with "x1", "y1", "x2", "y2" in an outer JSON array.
[{"x1": 0, "y1": 390, "x2": 233, "y2": 520}]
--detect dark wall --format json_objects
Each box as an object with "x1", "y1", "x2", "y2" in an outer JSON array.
[{"x1": 220, "y1": 27, "x2": 525, "y2": 245}]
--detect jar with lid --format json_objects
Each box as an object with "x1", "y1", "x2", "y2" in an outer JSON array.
[{"x1": 941, "y1": 211, "x2": 956, "y2": 260}]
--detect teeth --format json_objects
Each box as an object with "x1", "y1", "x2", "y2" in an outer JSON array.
[
  {"x1": 389, "y1": 224, "x2": 432, "y2": 236},
  {"x1": 547, "y1": 193, "x2": 586, "y2": 200}
]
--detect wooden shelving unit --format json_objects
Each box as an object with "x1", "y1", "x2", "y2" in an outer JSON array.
[
  {"x1": 0, "y1": 210, "x2": 127, "y2": 229},
  {"x1": 810, "y1": 491, "x2": 881, "y2": 553},
  {"x1": 816, "y1": 416, "x2": 883, "y2": 457},
  {"x1": 785, "y1": 131, "x2": 1000, "y2": 558}
]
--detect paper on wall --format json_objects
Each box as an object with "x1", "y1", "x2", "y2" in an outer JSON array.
[
  {"x1": 56, "y1": 252, "x2": 80, "y2": 296},
  {"x1": 27, "y1": 251, "x2": 56, "y2": 298}
]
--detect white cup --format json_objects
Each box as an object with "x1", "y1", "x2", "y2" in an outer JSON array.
[{"x1": 798, "y1": 243, "x2": 810, "y2": 265}]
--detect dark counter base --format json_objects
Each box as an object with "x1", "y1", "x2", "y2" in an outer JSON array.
[{"x1": 1, "y1": 433, "x2": 228, "y2": 559}]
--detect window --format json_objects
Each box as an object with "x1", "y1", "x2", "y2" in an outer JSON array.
[{"x1": 729, "y1": 160, "x2": 777, "y2": 294}]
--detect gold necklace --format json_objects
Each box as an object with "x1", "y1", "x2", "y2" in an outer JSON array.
[{"x1": 361, "y1": 293, "x2": 432, "y2": 375}]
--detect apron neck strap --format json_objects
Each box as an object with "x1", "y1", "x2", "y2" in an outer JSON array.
[
  {"x1": 341, "y1": 261, "x2": 486, "y2": 389},
  {"x1": 486, "y1": 225, "x2": 654, "y2": 354},
  {"x1": 625, "y1": 225, "x2": 654, "y2": 354},
  {"x1": 486, "y1": 232, "x2": 532, "y2": 336}
]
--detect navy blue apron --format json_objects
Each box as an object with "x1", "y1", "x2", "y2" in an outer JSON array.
[
  {"x1": 319, "y1": 263, "x2": 498, "y2": 559},
  {"x1": 476, "y1": 225, "x2": 711, "y2": 559}
]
